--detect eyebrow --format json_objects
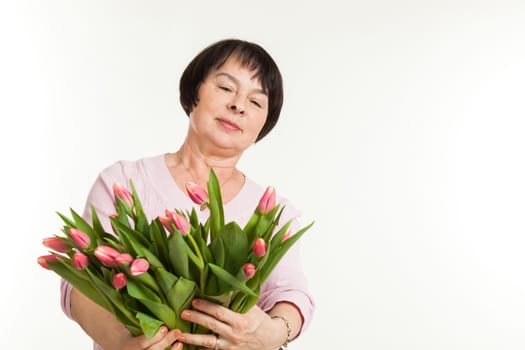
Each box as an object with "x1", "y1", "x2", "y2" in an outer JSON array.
[{"x1": 215, "y1": 72, "x2": 267, "y2": 96}]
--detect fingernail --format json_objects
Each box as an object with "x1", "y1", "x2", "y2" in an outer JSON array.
[
  {"x1": 173, "y1": 342, "x2": 183, "y2": 350},
  {"x1": 181, "y1": 310, "x2": 191, "y2": 319},
  {"x1": 173, "y1": 329, "x2": 185, "y2": 341},
  {"x1": 192, "y1": 298, "x2": 200, "y2": 306}
]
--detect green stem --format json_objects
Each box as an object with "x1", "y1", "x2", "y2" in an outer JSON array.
[{"x1": 186, "y1": 233, "x2": 206, "y2": 292}]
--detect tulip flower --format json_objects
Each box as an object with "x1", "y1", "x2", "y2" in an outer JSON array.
[
  {"x1": 243, "y1": 263, "x2": 256, "y2": 279},
  {"x1": 72, "y1": 251, "x2": 89, "y2": 270},
  {"x1": 253, "y1": 238, "x2": 267, "y2": 257},
  {"x1": 113, "y1": 272, "x2": 127, "y2": 289},
  {"x1": 113, "y1": 183, "x2": 134, "y2": 208},
  {"x1": 69, "y1": 228, "x2": 91, "y2": 249},
  {"x1": 42, "y1": 237, "x2": 71, "y2": 253},
  {"x1": 158, "y1": 214, "x2": 173, "y2": 233},
  {"x1": 130, "y1": 258, "x2": 149, "y2": 276},
  {"x1": 168, "y1": 211, "x2": 190, "y2": 236},
  {"x1": 257, "y1": 186, "x2": 276, "y2": 213},
  {"x1": 94, "y1": 245, "x2": 120, "y2": 267},
  {"x1": 282, "y1": 229, "x2": 291, "y2": 242},
  {"x1": 185, "y1": 182, "x2": 208, "y2": 206},
  {"x1": 37, "y1": 254, "x2": 60, "y2": 270},
  {"x1": 115, "y1": 253, "x2": 133, "y2": 267}
]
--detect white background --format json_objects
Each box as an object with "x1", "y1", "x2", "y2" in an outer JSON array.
[{"x1": 1, "y1": 1, "x2": 525, "y2": 349}]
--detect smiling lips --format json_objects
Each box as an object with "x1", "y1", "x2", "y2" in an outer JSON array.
[{"x1": 216, "y1": 117, "x2": 242, "y2": 131}]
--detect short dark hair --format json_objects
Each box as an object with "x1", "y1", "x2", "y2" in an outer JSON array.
[{"x1": 179, "y1": 39, "x2": 284, "y2": 142}]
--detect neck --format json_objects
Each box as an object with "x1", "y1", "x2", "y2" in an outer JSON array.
[{"x1": 175, "y1": 144, "x2": 240, "y2": 189}]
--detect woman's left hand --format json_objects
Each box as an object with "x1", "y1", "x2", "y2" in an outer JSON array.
[{"x1": 179, "y1": 299, "x2": 285, "y2": 350}]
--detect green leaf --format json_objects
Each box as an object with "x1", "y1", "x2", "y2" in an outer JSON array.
[
  {"x1": 70, "y1": 208, "x2": 99, "y2": 245},
  {"x1": 111, "y1": 218, "x2": 150, "y2": 248},
  {"x1": 208, "y1": 263, "x2": 257, "y2": 297},
  {"x1": 90, "y1": 205, "x2": 107, "y2": 237},
  {"x1": 243, "y1": 211, "x2": 261, "y2": 244},
  {"x1": 136, "y1": 312, "x2": 164, "y2": 339},
  {"x1": 150, "y1": 219, "x2": 169, "y2": 266},
  {"x1": 167, "y1": 278, "x2": 197, "y2": 333},
  {"x1": 85, "y1": 269, "x2": 140, "y2": 327},
  {"x1": 258, "y1": 221, "x2": 315, "y2": 283},
  {"x1": 129, "y1": 180, "x2": 149, "y2": 237},
  {"x1": 127, "y1": 279, "x2": 176, "y2": 329},
  {"x1": 126, "y1": 278, "x2": 161, "y2": 303},
  {"x1": 47, "y1": 260, "x2": 111, "y2": 313},
  {"x1": 167, "y1": 231, "x2": 190, "y2": 279},
  {"x1": 207, "y1": 169, "x2": 224, "y2": 241},
  {"x1": 217, "y1": 222, "x2": 248, "y2": 275},
  {"x1": 56, "y1": 211, "x2": 76, "y2": 228},
  {"x1": 152, "y1": 267, "x2": 178, "y2": 296}
]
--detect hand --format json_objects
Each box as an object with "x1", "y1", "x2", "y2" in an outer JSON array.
[
  {"x1": 119, "y1": 327, "x2": 184, "y2": 350},
  {"x1": 179, "y1": 299, "x2": 286, "y2": 350}
]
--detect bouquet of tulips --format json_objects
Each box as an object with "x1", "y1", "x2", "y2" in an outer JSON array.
[{"x1": 38, "y1": 170, "x2": 313, "y2": 349}]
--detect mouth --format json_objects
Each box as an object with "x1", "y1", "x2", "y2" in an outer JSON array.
[{"x1": 216, "y1": 117, "x2": 242, "y2": 132}]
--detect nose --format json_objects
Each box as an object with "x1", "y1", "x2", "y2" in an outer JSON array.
[{"x1": 228, "y1": 97, "x2": 245, "y2": 115}]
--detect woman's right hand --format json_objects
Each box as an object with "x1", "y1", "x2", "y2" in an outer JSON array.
[{"x1": 119, "y1": 327, "x2": 184, "y2": 350}]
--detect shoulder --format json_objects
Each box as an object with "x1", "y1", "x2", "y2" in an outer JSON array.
[{"x1": 98, "y1": 154, "x2": 165, "y2": 182}]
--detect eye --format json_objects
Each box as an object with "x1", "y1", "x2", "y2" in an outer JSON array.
[
  {"x1": 250, "y1": 100, "x2": 262, "y2": 108},
  {"x1": 219, "y1": 86, "x2": 232, "y2": 92}
]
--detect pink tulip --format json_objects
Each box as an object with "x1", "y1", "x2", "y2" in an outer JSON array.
[
  {"x1": 168, "y1": 211, "x2": 190, "y2": 236},
  {"x1": 243, "y1": 263, "x2": 256, "y2": 278},
  {"x1": 115, "y1": 253, "x2": 133, "y2": 267},
  {"x1": 94, "y1": 245, "x2": 120, "y2": 267},
  {"x1": 257, "y1": 186, "x2": 276, "y2": 213},
  {"x1": 37, "y1": 254, "x2": 59, "y2": 270},
  {"x1": 113, "y1": 183, "x2": 134, "y2": 208},
  {"x1": 130, "y1": 258, "x2": 149, "y2": 276},
  {"x1": 69, "y1": 228, "x2": 91, "y2": 249},
  {"x1": 282, "y1": 229, "x2": 291, "y2": 242},
  {"x1": 158, "y1": 214, "x2": 173, "y2": 233},
  {"x1": 253, "y1": 238, "x2": 267, "y2": 257},
  {"x1": 113, "y1": 272, "x2": 127, "y2": 289},
  {"x1": 42, "y1": 237, "x2": 70, "y2": 253},
  {"x1": 72, "y1": 251, "x2": 89, "y2": 270},
  {"x1": 185, "y1": 182, "x2": 208, "y2": 206}
]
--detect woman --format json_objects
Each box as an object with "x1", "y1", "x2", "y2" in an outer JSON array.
[{"x1": 61, "y1": 39, "x2": 315, "y2": 350}]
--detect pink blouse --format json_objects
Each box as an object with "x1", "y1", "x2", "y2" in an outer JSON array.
[{"x1": 60, "y1": 154, "x2": 315, "y2": 350}]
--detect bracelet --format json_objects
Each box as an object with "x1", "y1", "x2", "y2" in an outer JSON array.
[{"x1": 271, "y1": 315, "x2": 291, "y2": 349}]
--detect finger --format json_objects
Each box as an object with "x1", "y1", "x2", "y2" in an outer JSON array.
[
  {"x1": 170, "y1": 342, "x2": 183, "y2": 350},
  {"x1": 191, "y1": 298, "x2": 239, "y2": 325},
  {"x1": 177, "y1": 332, "x2": 220, "y2": 350},
  {"x1": 134, "y1": 326, "x2": 168, "y2": 348}
]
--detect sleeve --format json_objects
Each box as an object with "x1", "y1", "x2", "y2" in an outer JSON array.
[
  {"x1": 256, "y1": 202, "x2": 316, "y2": 335},
  {"x1": 60, "y1": 161, "x2": 129, "y2": 319}
]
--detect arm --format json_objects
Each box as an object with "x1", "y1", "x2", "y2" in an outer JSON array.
[{"x1": 60, "y1": 163, "x2": 182, "y2": 350}]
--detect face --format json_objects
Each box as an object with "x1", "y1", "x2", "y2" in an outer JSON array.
[{"x1": 188, "y1": 57, "x2": 269, "y2": 155}]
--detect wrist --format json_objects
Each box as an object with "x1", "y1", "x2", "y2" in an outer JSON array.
[{"x1": 271, "y1": 315, "x2": 291, "y2": 349}]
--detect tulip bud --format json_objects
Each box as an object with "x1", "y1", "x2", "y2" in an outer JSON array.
[
  {"x1": 72, "y1": 251, "x2": 89, "y2": 270},
  {"x1": 42, "y1": 237, "x2": 71, "y2": 253},
  {"x1": 185, "y1": 182, "x2": 208, "y2": 206},
  {"x1": 113, "y1": 272, "x2": 127, "y2": 289},
  {"x1": 253, "y1": 238, "x2": 267, "y2": 257},
  {"x1": 168, "y1": 211, "x2": 190, "y2": 236},
  {"x1": 130, "y1": 258, "x2": 149, "y2": 276},
  {"x1": 113, "y1": 183, "x2": 134, "y2": 208},
  {"x1": 37, "y1": 254, "x2": 60, "y2": 270},
  {"x1": 158, "y1": 214, "x2": 173, "y2": 233},
  {"x1": 69, "y1": 228, "x2": 91, "y2": 249},
  {"x1": 243, "y1": 263, "x2": 256, "y2": 279},
  {"x1": 115, "y1": 253, "x2": 133, "y2": 267},
  {"x1": 257, "y1": 186, "x2": 276, "y2": 213},
  {"x1": 94, "y1": 245, "x2": 120, "y2": 267},
  {"x1": 282, "y1": 229, "x2": 291, "y2": 242}
]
